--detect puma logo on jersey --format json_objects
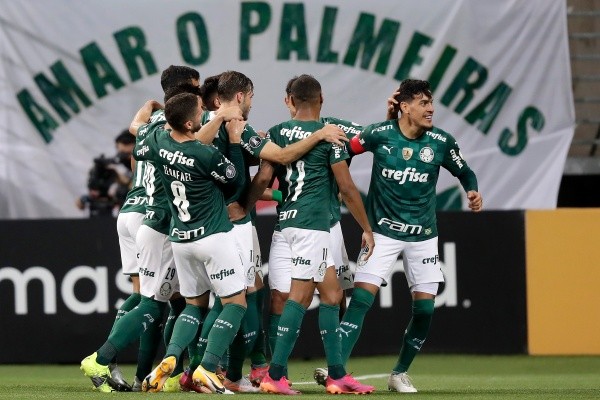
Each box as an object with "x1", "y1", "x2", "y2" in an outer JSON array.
[{"x1": 382, "y1": 145, "x2": 394, "y2": 154}]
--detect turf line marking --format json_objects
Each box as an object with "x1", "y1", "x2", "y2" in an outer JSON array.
[{"x1": 293, "y1": 373, "x2": 389, "y2": 385}]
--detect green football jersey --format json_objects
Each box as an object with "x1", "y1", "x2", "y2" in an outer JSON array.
[
  {"x1": 204, "y1": 111, "x2": 269, "y2": 224},
  {"x1": 320, "y1": 116, "x2": 363, "y2": 227},
  {"x1": 134, "y1": 110, "x2": 172, "y2": 235},
  {"x1": 268, "y1": 119, "x2": 349, "y2": 232},
  {"x1": 134, "y1": 126, "x2": 244, "y2": 243},
  {"x1": 119, "y1": 159, "x2": 147, "y2": 214},
  {"x1": 357, "y1": 119, "x2": 477, "y2": 242}
]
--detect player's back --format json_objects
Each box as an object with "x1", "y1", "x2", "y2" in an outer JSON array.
[
  {"x1": 135, "y1": 127, "x2": 232, "y2": 242},
  {"x1": 268, "y1": 119, "x2": 345, "y2": 232}
]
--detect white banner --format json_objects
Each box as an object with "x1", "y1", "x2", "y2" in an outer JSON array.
[{"x1": 0, "y1": 0, "x2": 574, "y2": 219}]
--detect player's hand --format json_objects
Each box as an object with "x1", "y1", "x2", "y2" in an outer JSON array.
[
  {"x1": 360, "y1": 231, "x2": 375, "y2": 260},
  {"x1": 319, "y1": 124, "x2": 348, "y2": 146},
  {"x1": 227, "y1": 201, "x2": 246, "y2": 222},
  {"x1": 226, "y1": 119, "x2": 247, "y2": 144},
  {"x1": 386, "y1": 91, "x2": 400, "y2": 120},
  {"x1": 467, "y1": 190, "x2": 483, "y2": 212},
  {"x1": 218, "y1": 105, "x2": 244, "y2": 122}
]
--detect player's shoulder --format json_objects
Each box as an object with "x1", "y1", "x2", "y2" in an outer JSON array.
[
  {"x1": 360, "y1": 120, "x2": 396, "y2": 144},
  {"x1": 321, "y1": 116, "x2": 363, "y2": 137},
  {"x1": 425, "y1": 126, "x2": 457, "y2": 144}
]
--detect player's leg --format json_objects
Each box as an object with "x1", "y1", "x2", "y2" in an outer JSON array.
[
  {"x1": 261, "y1": 227, "x2": 326, "y2": 395},
  {"x1": 265, "y1": 229, "x2": 291, "y2": 357},
  {"x1": 329, "y1": 221, "x2": 352, "y2": 316},
  {"x1": 81, "y1": 223, "x2": 167, "y2": 392},
  {"x1": 316, "y1": 266, "x2": 374, "y2": 395},
  {"x1": 191, "y1": 231, "x2": 248, "y2": 394},
  {"x1": 143, "y1": 238, "x2": 210, "y2": 392},
  {"x1": 248, "y1": 225, "x2": 270, "y2": 383},
  {"x1": 223, "y1": 222, "x2": 260, "y2": 392},
  {"x1": 112, "y1": 212, "x2": 144, "y2": 328},
  {"x1": 388, "y1": 237, "x2": 442, "y2": 393},
  {"x1": 104, "y1": 212, "x2": 144, "y2": 391},
  {"x1": 340, "y1": 232, "x2": 404, "y2": 366}
]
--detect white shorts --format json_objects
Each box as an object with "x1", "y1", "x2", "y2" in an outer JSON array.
[
  {"x1": 355, "y1": 232, "x2": 443, "y2": 289},
  {"x1": 136, "y1": 224, "x2": 179, "y2": 302},
  {"x1": 252, "y1": 225, "x2": 263, "y2": 281},
  {"x1": 267, "y1": 229, "x2": 291, "y2": 292},
  {"x1": 116, "y1": 212, "x2": 144, "y2": 275},
  {"x1": 171, "y1": 230, "x2": 246, "y2": 298},
  {"x1": 330, "y1": 222, "x2": 353, "y2": 290},
  {"x1": 232, "y1": 221, "x2": 255, "y2": 287},
  {"x1": 281, "y1": 227, "x2": 333, "y2": 283},
  {"x1": 268, "y1": 225, "x2": 349, "y2": 293}
]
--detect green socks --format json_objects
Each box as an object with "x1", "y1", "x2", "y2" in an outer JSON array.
[
  {"x1": 241, "y1": 291, "x2": 260, "y2": 355},
  {"x1": 135, "y1": 316, "x2": 163, "y2": 380},
  {"x1": 110, "y1": 292, "x2": 141, "y2": 334},
  {"x1": 393, "y1": 299, "x2": 435, "y2": 373},
  {"x1": 165, "y1": 304, "x2": 206, "y2": 360},
  {"x1": 340, "y1": 287, "x2": 375, "y2": 365},
  {"x1": 164, "y1": 297, "x2": 186, "y2": 346},
  {"x1": 190, "y1": 297, "x2": 223, "y2": 371},
  {"x1": 98, "y1": 296, "x2": 165, "y2": 365},
  {"x1": 201, "y1": 303, "x2": 246, "y2": 373},
  {"x1": 269, "y1": 300, "x2": 306, "y2": 380},
  {"x1": 249, "y1": 287, "x2": 268, "y2": 366},
  {"x1": 268, "y1": 313, "x2": 281, "y2": 357},
  {"x1": 319, "y1": 303, "x2": 345, "y2": 379}
]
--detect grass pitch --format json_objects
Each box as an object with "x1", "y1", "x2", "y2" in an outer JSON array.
[{"x1": 0, "y1": 355, "x2": 598, "y2": 399}]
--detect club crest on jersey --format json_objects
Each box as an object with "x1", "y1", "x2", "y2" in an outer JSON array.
[
  {"x1": 160, "y1": 282, "x2": 172, "y2": 297},
  {"x1": 318, "y1": 262, "x2": 327, "y2": 277},
  {"x1": 419, "y1": 147, "x2": 434, "y2": 163},
  {"x1": 225, "y1": 165, "x2": 236, "y2": 178},
  {"x1": 249, "y1": 136, "x2": 263, "y2": 148},
  {"x1": 402, "y1": 147, "x2": 413, "y2": 160}
]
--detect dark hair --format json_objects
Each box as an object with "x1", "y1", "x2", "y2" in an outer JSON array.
[
  {"x1": 165, "y1": 92, "x2": 199, "y2": 131},
  {"x1": 394, "y1": 79, "x2": 432, "y2": 104},
  {"x1": 163, "y1": 82, "x2": 202, "y2": 103},
  {"x1": 285, "y1": 76, "x2": 298, "y2": 95},
  {"x1": 290, "y1": 74, "x2": 321, "y2": 104},
  {"x1": 200, "y1": 74, "x2": 221, "y2": 109},
  {"x1": 160, "y1": 65, "x2": 200, "y2": 92},
  {"x1": 217, "y1": 70, "x2": 253, "y2": 101},
  {"x1": 115, "y1": 129, "x2": 135, "y2": 145}
]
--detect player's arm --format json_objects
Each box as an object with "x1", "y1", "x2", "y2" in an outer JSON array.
[
  {"x1": 331, "y1": 160, "x2": 374, "y2": 260},
  {"x1": 258, "y1": 124, "x2": 348, "y2": 164},
  {"x1": 210, "y1": 145, "x2": 246, "y2": 203},
  {"x1": 242, "y1": 160, "x2": 276, "y2": 213},
  {"x1": 260, "y1": 187, "x2": 283, "y2": 203},
  {"x1": 194, "y1": 105, "x2": 244, "y2": 144},
  {"x1": 129, "y1": 100, "x2": 162, "y2": 135},
  {"x1": 443, "y1": 138, "x2": 483, "y2": 212}
]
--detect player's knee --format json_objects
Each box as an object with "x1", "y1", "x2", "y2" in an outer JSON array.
[
  {"x1": 270, "y1": 290, "x2": 289, "y2": 314},
  {"x1": 319, "y1": 286, "x2": 343, "y2": 306},
  {"x1": 412, "y1": 299, "x2": 435, "y2": 316}
]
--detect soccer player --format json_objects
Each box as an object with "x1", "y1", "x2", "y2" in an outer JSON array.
[
  {"x1": 330, "y1": 79, "x2": 483, "y2": 393},
  {"x1": 135, "y1": 92, "x2": 250, "y2": 394},
  {"x1": 256, "y1": 74, "x2": 375, "y2": 395},
  {"x1": 79, "y1": 66, "x2": 206, "y2": 393},
  {"x1": 267, "y1": 77, "x2": 363, "y2": 360}
]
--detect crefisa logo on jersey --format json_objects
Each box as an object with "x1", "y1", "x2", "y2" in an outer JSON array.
[
  {"x1": 419, "y1": 147, "x2": 434, "y2": 163},
  {"x1": 402, "y1": 147, "x2": 413, "y2": 160}
]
